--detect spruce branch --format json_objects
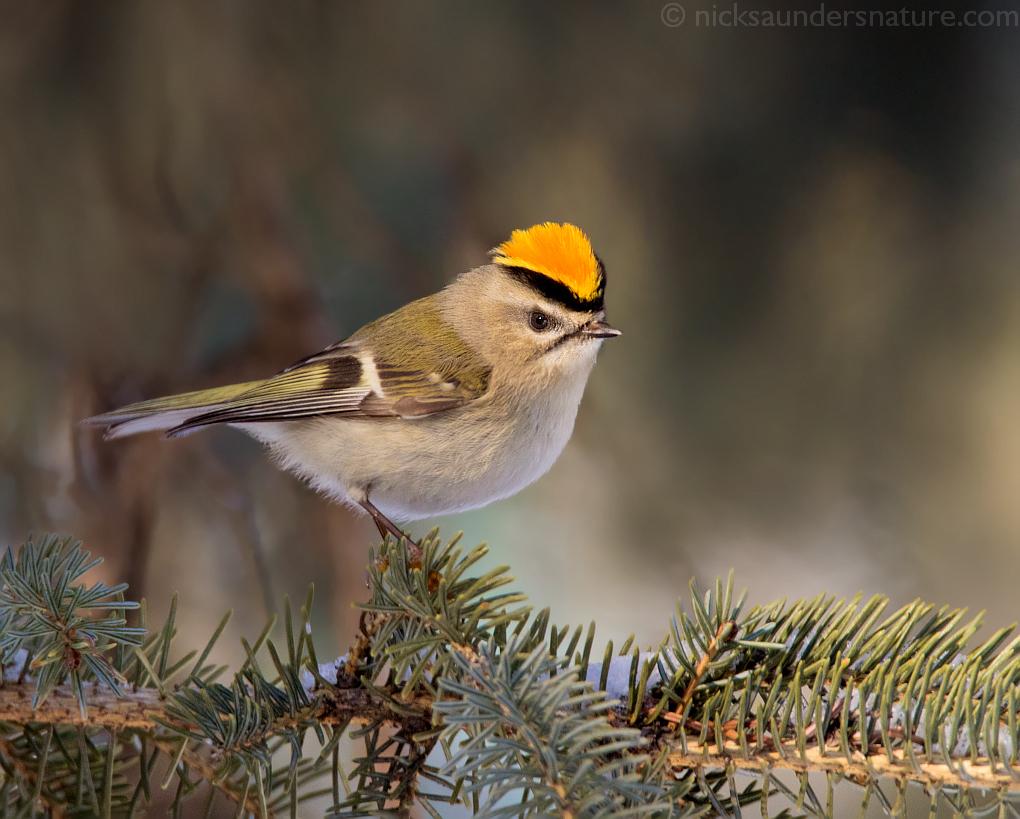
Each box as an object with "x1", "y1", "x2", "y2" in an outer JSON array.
[
  {"x1": 3, "y1": 530, "x2": 1020, "y2": 818},
  {"x1": 434, "y1": 634, "x2": 678, "y2": 818},
  {"x1": 0, "y1": 682, "x2": 425, "y2": 733},
  {"x1": 0, "y1": 534, "x2": 145, "y2": 716},
  {"x1": 666, "y1": 739, "x2": 1017, "y2": 793},
  {"x1": 0, "y1": 683, "x2": 163, "y2": 728}
]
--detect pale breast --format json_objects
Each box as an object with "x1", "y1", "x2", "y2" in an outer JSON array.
[{"x1": 237, "y1": 362, "x2": 592, "y2": 522}]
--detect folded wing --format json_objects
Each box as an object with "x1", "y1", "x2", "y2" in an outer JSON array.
[{"x1": 84, "y1": 341, "x2": 490, "y2": 440}]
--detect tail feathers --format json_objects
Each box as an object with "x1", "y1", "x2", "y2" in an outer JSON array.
[
  {"x1": 83, "y1": 380, "x2": 265, "y2": 440},
  {"x1": 98, "y1": 409, "x2": 207, "y2": 440}
]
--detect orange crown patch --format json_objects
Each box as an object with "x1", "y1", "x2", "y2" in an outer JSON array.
[{"x1": 492, "y1": 223, "x2": 604, "y2": 306}]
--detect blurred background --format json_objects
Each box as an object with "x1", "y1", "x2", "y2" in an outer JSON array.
[{"x1": 2, "y1": 0, "x2": 1020, "y2": 711}]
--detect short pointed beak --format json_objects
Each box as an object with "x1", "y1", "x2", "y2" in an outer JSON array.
[{"x1": 582, "y1": 317, "x2": 621, "y2": 339}]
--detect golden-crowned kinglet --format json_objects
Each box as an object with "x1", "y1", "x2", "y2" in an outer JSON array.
[{"x1": 85, "y1": 223, "x2": 620, "y2": 545}]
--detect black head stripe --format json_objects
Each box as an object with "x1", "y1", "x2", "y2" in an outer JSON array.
[{"x1": 497, "y1": 264, "x2": 605, "y2": 312}]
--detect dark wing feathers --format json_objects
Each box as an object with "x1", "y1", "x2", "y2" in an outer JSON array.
[
  {"x1": 359, "y1": 362, "x2": 485, "y2": 418},
  {"x1": 165, "y1": 353, "x2": 369, "y2": 435},
  {"x1": 86, "y1": 297, "x2": 491, "y2": 439},
  {"x1": 165, "y1": 323, "x2": 490, "y2": 436}
]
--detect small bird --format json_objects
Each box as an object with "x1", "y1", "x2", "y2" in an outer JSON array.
[{"x1": 85, "y1": 223, "x2": 620, "y2": 546}]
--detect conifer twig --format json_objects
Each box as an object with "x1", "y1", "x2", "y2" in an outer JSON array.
[
  {"x1": 0, "y1": 734, "x2": 60, "y2": 813},
  {"x1": 0, "y1": 682, "x2": 431, "y2": 733},
  {"x1": 145, "y1": 737, "x2": 265, "y2": 817},
  {"x1": 667, "y1": 738, "x2": 1019, "y2": 792},
  {"x1": 664, "y1": 619, "x2": 736, "y2": 725},
  {"x1": 0, "y1": 683, "x2": 163, "y2": 728},
  {"x1": 6, "y1": 532, "x2": 1020, "y2": 818}
]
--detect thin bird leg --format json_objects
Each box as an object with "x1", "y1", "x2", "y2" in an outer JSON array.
[
  {"x1": 358, "y1": 498, "x2": 422, "y2": 565},
  {"x1": 369, "y1": 517, "x2": 388, "y2": 540}
]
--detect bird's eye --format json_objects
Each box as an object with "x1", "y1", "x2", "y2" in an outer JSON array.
[{"x1": 529, "y1": 311, "x2": 550, "y2": 331}]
